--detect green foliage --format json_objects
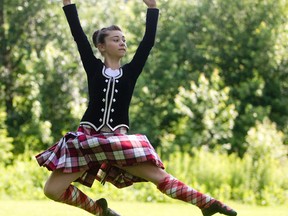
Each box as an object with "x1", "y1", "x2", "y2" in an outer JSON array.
[
  {"x1": 129, "y1": 0, "x2": 288, "y2": 154},
  {"x1": 1, "y1": 148, "x2": 287, "y2": 206},
  {"x1": 188, "y1": 0, "x2": 288, "y2": 153},
  {"x1": 244, "y1": 118, "x2": 288, "y2": 205},
  {"x1": 1, "y1": 0, "x2": 288, "y2": 156},
  {"x1": 246, "y1": 118, "x2": 286, "y2": 160},
  {"x1": 15, "y1": 101, "x2": 53, "y2": 153},
  {"x1": 0, "y1": 155, "x2": 48, "y2": 200},
  {"x1": 0, "y1": 109, "x2": 13, "y2": 165},
  {"x1": 0, "y1": 1, "x2": 87, "y2": 153},
  {"x1": 164, "y1": 70, "x2": 238, "y2": 153}
]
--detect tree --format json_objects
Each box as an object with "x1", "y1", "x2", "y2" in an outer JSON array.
[
  {"x1": 184, "y1": 0, "x2": 288, "y2": 154},
  {"x1": 1, "y1": 0, "x2": 287, "y2": 156},
  {"x1": 130, "y1": 0, "x2": 288, "y2": 154},
  {"x1": 0, "y1": 109, "x2": 13, "y2": 164},
  {"x1": 0, "y1": 1, "x2": 81, "y2": 153},
  {"x1": 166, "y1": 70, "x2": 238, "y2": 154}
]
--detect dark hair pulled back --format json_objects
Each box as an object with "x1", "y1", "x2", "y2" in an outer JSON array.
[{"x1": 92, "y1": 25, "x2": 122, "y2": 47}]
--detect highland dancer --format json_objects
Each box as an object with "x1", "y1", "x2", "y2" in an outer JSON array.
[{"x1": 36, "y1": 0, "x2": 237, "y2": 215}]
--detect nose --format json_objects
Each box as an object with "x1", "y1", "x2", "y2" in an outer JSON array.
[{"x1": 120, "y1": 40, "x2": 126, "y2": 47}]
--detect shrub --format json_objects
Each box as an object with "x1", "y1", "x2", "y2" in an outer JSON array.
[{"x1": 0, "y1": 145, "x2": 287, "y2": 206}]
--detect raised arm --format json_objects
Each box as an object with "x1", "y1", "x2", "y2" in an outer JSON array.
[
  {"x1": 62, "y1": 1, "x2": 101, "y2": 78},
  {"x1": 125, "y1": 0, "x2": 159, "y2": 78}
]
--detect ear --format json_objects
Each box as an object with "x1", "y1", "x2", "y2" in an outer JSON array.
[{"x1": 97, "y1": 43, "x2": 106, "y2": 52}]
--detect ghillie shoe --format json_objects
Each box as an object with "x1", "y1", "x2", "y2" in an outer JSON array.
[
  {"x1": 106, "y1": 208, "x2": 121, "y2": 216},
  {"x1": 201, "y1": 200, "x2": 237, "y2": 216},
  {"x1": 96, "y1": 198, "x2": 121, "y2": 216}
]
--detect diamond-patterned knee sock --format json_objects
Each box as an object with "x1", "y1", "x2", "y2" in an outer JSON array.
[
  {"x1": 157, "y1": 175, "x2": 214, "y2": 208},
  {"x1": 157, "y1": 175, "x2": 237, "y2": 216},
  {"x1": 59, "y1": 185, "x2": 104, "y2": 215}
]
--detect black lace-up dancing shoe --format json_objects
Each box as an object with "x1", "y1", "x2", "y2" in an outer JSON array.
[
  {"x1": 201, "y1": 200, "x2": 237, "y2": 216},
  {"x1": 96, "y1": 198, "x2": 121, "y2": 216}
]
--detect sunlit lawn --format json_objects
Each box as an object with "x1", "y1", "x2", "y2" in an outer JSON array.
[{"x1": 0, "y1": 200, "x2": 287, "y2": 216}]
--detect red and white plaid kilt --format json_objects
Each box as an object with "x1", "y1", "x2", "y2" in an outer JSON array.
[{"x1": 35, "y1": 125, "x2": 164, "y2": 188}]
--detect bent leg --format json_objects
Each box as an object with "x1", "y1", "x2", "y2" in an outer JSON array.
[
  {"x1": 120, "y1": 162, "x2": 237, "y2": 216},
  {"x1": 44, "y1": 169, "x2": 84, "y2": 200},
  {"x1": 44, "y1": 169, "x2": 118, "y2": 215}
]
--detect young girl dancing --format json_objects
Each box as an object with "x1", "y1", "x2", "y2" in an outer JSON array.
[{"x1": 36, "y1": 0, "x2": 237, "y2": 215}]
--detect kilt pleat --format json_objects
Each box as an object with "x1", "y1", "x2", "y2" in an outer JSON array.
[{"x1": 35, "y1": 125, "x2": 164, "y2": 188}]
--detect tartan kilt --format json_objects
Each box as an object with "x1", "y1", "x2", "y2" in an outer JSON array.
[{"x1": 35, "y1": 125, "x2": 164, "y2": 188}]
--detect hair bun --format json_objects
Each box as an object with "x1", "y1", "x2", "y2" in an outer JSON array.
[{"x1": 92, "y1": 25, "x2": 122, "y2": 47}]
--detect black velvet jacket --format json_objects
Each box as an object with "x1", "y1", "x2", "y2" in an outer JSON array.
[{"x1": 63, "y1": 4, "x2": 159, "y2": 131}]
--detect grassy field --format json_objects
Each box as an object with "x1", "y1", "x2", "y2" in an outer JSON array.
[{"x1": 0, "y1": 200, "x2": 287, "y2": 216}]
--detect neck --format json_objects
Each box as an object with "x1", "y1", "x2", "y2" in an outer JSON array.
[{"x1": 104, "y1": 58, "x2": 121, "y2": 70}]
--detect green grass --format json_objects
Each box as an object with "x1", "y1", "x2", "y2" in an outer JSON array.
[{"x1": 0, "y1": 200, "x2": 287, "y2": 216}]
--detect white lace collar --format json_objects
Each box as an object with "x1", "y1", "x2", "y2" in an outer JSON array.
[{"x1": 103, "y1": 67, "x2": 122, "y2": 78}]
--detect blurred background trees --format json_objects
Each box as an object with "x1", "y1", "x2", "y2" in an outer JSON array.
[{"x1": 1, "y1": 0, "x2": 287, "y2": 156}]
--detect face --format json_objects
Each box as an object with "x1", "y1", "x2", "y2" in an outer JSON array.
[{"x1": 98, "y1": 30, "x2": 127, "y2": 58}]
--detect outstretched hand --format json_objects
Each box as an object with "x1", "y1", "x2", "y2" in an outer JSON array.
[
  {"x1": 143, "y1": 0, "x2": 157, "y2": 8},
  {"x1": 63, "y1": 0, "x2": 71, "y2": 6}
]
